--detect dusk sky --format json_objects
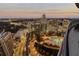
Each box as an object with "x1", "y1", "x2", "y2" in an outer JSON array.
[{"x1": 0, "y1": 3, "x2": 79, "y2": 18}]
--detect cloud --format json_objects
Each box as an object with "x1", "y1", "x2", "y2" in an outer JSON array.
[{"x1": 0, "y1": 3, "x2": 78, "y2": 18}]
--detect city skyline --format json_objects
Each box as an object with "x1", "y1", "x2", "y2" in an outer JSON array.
[{"x1": 0, "y1": 3, "x2": 79, "y2": 18}]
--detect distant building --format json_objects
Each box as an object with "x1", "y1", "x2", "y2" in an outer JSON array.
[{"x1": 30, "y1": 14, "x2": 47, "y2": 33}]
